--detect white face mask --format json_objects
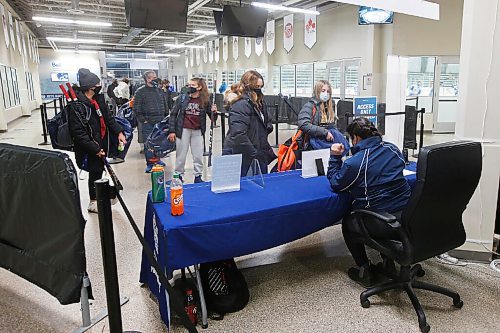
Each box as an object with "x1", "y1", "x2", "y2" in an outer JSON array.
[{"x1": 319, "y1": 91, "x2": 330, "y2": 102}]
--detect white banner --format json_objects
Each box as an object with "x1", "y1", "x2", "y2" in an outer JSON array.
[
  {"x1": 283, "y1": 14, "x2": 294, "y2": 53},
  {"x1": 35, "y1": 40, "x2": 40, "y2": 63},
  {"x1": 196, "y1": 47, "x2": 201, "y2": 66},
  {"x1": 255, "y1": 37, "x2": 263, "y2": 56},
  {"x1": 8, "y1": 11, "x2": 14, "y2": 50},
  {"x1": 266, "y1": 20, "x2": 275, "y2": 55},
  {"x1": 203, "y1": 42, "x2": 208, "y2": 63},
  {"x1": 208, "y1": 40, "x2": 213, "y2": 64},
  {"x1": 232, "y1": 36, "x2": 238, "y2": 61},
  {"x1": 190, "y1": 48, "x2": 194, "y2": 67},
  {"x1": 15, "y1": 19, "x2": 21, "y2": 54},
  {"x1": 0, "y1": 4, "x2": 7, "y2": 48},
  {"x1": 304, "y1": 8, "x2": 317, "y2": 49},
  {"x1": 21, "y1": 25, "x2": 26, "y2": 58},
  {"x1": 27, "y1": 33, "x2": 31, "y2": 60},
  {"x1": 214, "y1": 39, "x2": 220, "y2": 63},
  {"x1": 222, "y1": 36, "x2": 228, "y2": 62},
  {"x1": 244, "y1": 37, "x2": 251, "y2": 58},
  {"x1": 185, "y1": 50, "x2": 189, "y2": 68}
]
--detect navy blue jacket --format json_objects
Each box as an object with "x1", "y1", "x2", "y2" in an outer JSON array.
[{"x1": 327, "y1": 136, "x2": 411, "y2": 213}]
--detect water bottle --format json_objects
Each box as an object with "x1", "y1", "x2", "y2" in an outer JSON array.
[
  {"x1": 117, "y1": 141, "x2": 125, "y2": 152},
  {"x1": 184, "y1": 289, "x2": 197, "y2": 325},
  {"x1": 171, "y1": 173, "x2": 184, "y2": 216}
]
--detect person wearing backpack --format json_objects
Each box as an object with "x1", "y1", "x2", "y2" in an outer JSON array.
[
  {"x1": 168, "y1": 78, "x2": 217, "y2": 183},
  {"x1": 68, "y1": 68, "x2": 126, "y2": 213},
  {"x1": 223, "y1": 70, "x2": 276, "y2": 176}
]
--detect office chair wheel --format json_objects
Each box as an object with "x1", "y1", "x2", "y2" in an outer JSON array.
[
  {"x1": 361, "y1": 299, "x2": 370, "y2": 308},
  {"x1": 453, "y1": 299, "x2": 464, "y2": 308},
  {"x1": 420, "y1": 323, "x2": 430, "y2": 333},
  {"x1": 416, "y1": 267, "x2": 425, "y2": 277}
]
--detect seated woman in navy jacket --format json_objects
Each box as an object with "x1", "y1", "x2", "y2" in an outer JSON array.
[{"x1": 327, "y1": 117, "x2": 411, "y2": 287}]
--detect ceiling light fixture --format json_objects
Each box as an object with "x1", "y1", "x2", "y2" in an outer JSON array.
[
  {"x1": 251, "y1": 2, "x2": 320, "y2": 15},
  {"x1": 164, "y1": 43, "x2": 204, "y2": 49},
  {"x1": 47, "y1": 37, "x2": 103, "y2": 44},
  {"x1": 33, "y1": 16, "x2": 112, "y2": 27},
  {"x1": 192, "y1": 29, "x2": 218, "y2": 35},
  {"x1": 147, "y1": 53, "x2": 181, "y2": 57},
  {"x1": 56, "y1": 49, "x2": 98, "y2": 54}
]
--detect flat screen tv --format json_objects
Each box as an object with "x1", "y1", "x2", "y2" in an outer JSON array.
[
  {"x1": 218, "y1": 5, "x2": 268, "y2": 38},
  {"x1": 51, "y1": 73, "x2": 69, "y2": 82},
  {"x1": 124, "y1": 0, "x2": 188, "y2": 32},
  {"x1": 358, "y1": 6, "x2": 393, "y2": 25}
]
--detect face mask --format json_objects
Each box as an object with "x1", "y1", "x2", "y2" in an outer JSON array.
[
  {"x1": 252, "y1": 88, "x2": 262, "y2": 95},
  {"x1": 92, "y1": 86, "x2": 102, "y2": 95},
  {"x1": 319, "y1": 91, "x2": 330, "y2": 102},
  {"x1": 151, "y1": 80, "x2": 159, "y2": 88},
  {"x1": 188, "y1": 86, "x2": 197, "y2": 94}
]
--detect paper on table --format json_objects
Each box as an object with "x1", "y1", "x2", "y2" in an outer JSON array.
[
  {"x1": 211, "y1": 154, "x2": 243, "y2": 193},
  {"x1": 403, "y1": 169, "x2": 416, "y2": 176},
  {"x1": 301, "y1": 149, "x2": 330, "y2": 178}
]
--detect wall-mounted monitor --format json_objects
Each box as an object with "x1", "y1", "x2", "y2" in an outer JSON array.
[
  {"x1": 124, "y1": 0, "x2": 188, "y2": 32},
  {"x1": 51, "y1": 73, "x2": 69, "y2": 82},
  {"x1": 216, "y1": 5, "x2": 268, "y2": 38},
  {"x1": 358, "y1": 6, "x2": 394, "y2": 25}
]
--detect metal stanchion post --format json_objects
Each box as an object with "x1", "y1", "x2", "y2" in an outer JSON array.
[
  {"x1": 95, "y1": 179, "x2": 124, "y2": 333},
  {"x1": 274, "y1": 104, "x2": 279, "y2": 147},
  {"x1": 53, "y1": 99, "x2": 58, "y2": 117},
  {"x1": 38, "y1": 104, "x2": 50, "y2": 146},
  {"x1": 59, "y1": 96, "x2": 64, "y2": 112},
  {"x1": 220, "y1": 111, "x2": 226, "y2": 149}
]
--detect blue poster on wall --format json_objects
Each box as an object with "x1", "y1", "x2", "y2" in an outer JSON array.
[{"x1": 353, "y1": 96, "x2": 377, "y2": 124}]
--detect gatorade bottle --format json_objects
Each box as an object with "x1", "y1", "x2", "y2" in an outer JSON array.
[
  {"x1": 151, "y1": 165, "x2": 165, "y2": 203},
  {"x1": 171, "y1": 173, "x2": 184, "y2": 216},
  {"x1": 184, "y1": 289, "x2": 197, "y2": 325}
]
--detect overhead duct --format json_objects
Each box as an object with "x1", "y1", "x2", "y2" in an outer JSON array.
[
  {"x1": 67, "y1": 0, "x2": 85, "y2": 14},
  {"x1": 118, "y1": 27, "x2": 144, "y2": 44}
]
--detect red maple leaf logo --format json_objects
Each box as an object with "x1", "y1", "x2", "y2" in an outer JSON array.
[{"x1": 306, "y1": 18, "x2": 316, "y2": 32}]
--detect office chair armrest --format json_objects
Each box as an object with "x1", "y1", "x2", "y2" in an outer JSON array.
[{"x1": 352, "y1": 209, "x2": 398, "y2": 224}]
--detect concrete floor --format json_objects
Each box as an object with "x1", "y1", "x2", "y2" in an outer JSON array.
[{"x1": 0, "y1": 110, "x2": 498, "y2": 333}]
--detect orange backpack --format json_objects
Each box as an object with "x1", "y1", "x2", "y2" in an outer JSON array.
[{"x1": 276, "y1": 104, "x2": 317, "y2": 172}]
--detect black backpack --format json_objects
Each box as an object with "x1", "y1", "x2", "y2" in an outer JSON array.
[
  {"x1": 199, "y1": 259, "x2": 249, "y2": 316},
  {"x1": 47, "y1": 103, "x2": 74, "y2": 151}
]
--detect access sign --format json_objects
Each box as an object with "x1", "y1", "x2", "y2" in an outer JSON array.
[{"x1": 353, "y1": 96, "x2": 377, "y2": 124}]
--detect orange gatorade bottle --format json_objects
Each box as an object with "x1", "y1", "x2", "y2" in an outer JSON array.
[{"x1": 171, "y1": 173, "x2": 184, "y2": 216}]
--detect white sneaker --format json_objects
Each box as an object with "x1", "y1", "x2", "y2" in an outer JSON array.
[{"x1": 87, "y1": 200, "x2": 98, "y2": 213}]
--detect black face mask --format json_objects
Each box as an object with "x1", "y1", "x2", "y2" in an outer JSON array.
[
  {"x1": 252, "y1": 88, "x2": 262, "y2": 95},
  {"x1": 188, "y1": 86, "x2": 197, "y2": 94},
  {"x1": 92, "y1": 86, "x2": 102, "y2": 95}
]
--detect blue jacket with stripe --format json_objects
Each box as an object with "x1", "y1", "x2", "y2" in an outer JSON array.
[{"x1": 327, "y1": 136, "x2": 411, "y2": 213}]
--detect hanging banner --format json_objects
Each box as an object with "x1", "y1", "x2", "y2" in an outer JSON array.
[
  {"x1": 21, "y1": 25, "x2": 26, "y2": 58},
  {"x1": 232, "y1": 36, "x2": 239, "y2": 61},
  {"x1": 15, "y1": 19, "x2": 21, "y2": 54},
  {"x1": 244, "y1": 37, "x2": 251, "y2": 58},
  {"x1": 255, "y1": 37, "x2": 263, "y2": 56},
  {"x1": 195, "y1": 47, "x2": 201, "y2": 66},
  {"x1": 222, "y1": 36, "x2": 228, "y2": 62},
  {"x1": 304, "y1": 8, "x2": 317, "y2": 49},
  {"x1": 27, "y1": 33, "x2": 32, "y2": 60},
  {"x1": 35, "y1": 40, "x2": 40, "y2": 63},
  {"x1": 208, "y1": 40, "x2": 214, "y2": 64},
  {"x1": 189, "y1": 47, "x2": 194, "y2": 67},
  {"x1": 203, "y1": 42, "x2": 208, "y2": 63},
  {"x1": 185, "y1": 50, "x2": 189, "y2": 68},
  {"x1": 266, "y1": 20, "x2": 275, "y2": 55},
  {"x1": 214, "y1": 39, "x2": 220, "y2": 63},
  {"x1": 0, "y1": 4, "x2": 7, "y2": 48},
  {"x1": 283, "y1": 14, "x2": 294, "y2": 53},
  {"x1": 8, "y1": 11, "x2": 14, "y2": 50}
]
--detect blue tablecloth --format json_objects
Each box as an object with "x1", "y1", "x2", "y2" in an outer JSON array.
[{"x1": 139, "y1": 165, "x2": 417, "y2": 329}]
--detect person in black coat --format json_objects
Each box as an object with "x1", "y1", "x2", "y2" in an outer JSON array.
[
  {"x1": 68, "y1": 68, "x2": 126, "y2": 213},
  {"x1": 223, "y1": 70, "x2": 276, "y2": 176}
]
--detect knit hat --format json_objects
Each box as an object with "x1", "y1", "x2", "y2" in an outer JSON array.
[{"x1": 78, "y1": 68, "x2": 100, "y2": 90}]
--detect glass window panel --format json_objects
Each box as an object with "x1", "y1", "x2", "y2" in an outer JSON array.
[
  {"x1": 272, "y1": 65, "x2": 280, "y2": 95},
  {"x1": 280, "y1": 65, "x2": 296, "y2": 97},
  {"x1": 295, "y1": 63, "x2": 313, "y2": 97},
  {"x1": 228, "y1": 71, "x2": 236, "y2": 84},
  {"x1": 328, "y1": 64, "x2": 341, "y2": 98},
  {"x1": 345, "y1": 63, "x2": 360, "y2": 98},
  {"x1": 440, "y1": 63, "x2": 459, "y2": 97},
  {"x1": 0, "y1": 66, "x2": 8, "y2": 108},
  {"x1": 235, "y1": 69, "x2": 245, "y2": 81},
  {"x1": 407, "y1": 57, "x2": 435, "y2": 97},
  {"x1": 313, "y1": 62, "x2": 327, "y2": 82}
]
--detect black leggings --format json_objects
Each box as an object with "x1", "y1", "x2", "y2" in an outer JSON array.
[
  {"x1": 342, "y1": 211, "x2": 403, "y2": 267},
  {"x1": 88, "y1": 170, "x2": 103, "y2": 200}
]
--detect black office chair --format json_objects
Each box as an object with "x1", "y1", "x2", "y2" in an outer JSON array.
[{"x1": 350, "y1": 141, "x2": 482, "y2": 333}]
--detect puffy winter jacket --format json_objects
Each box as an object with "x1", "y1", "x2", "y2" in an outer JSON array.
[
  {"x1": 327, "y1": 136, "x2": 411, "y2": 213},
  {"x1": 168, "y1": 93, "x2": 212, "y2": 138},
  {"x1": 298, "y1": 97, "x2": 336, "y2": 139}
]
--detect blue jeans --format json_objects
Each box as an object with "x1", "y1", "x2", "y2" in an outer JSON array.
[{"x1": 142, "y1": 122, "x2": 158, "y2": 165}]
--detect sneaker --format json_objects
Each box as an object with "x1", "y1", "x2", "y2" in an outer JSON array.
[
  {"x1": 156, "y1": 160, "x2": 166, "y2": 167},
  {"x1": 194, "y1": 175, "x2": 203, "y2": 183},
  {"x1": 87, "y1": 200, "x2": 98, "y2": 214},
  {"x1": 145, "y1": 164, "x2": 154, "y2": 173},
  {"x1": 347, "y1": 264, "x2": 377, "y2": 288},
  {"x1": 108, "y1": 157, "x2": 124, "y2": 164}
]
